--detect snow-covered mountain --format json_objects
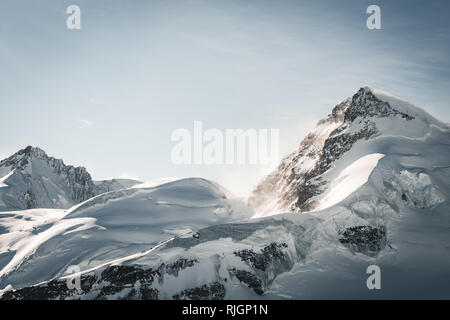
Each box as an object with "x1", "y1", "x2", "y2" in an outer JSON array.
[
  {"x1": 0, "y1": 87, "x2": 449, "y2": 299},
  {"x1": 0, "y1": 147, "x2": 142, "y2": 212},
  {"x1": 248, "y1": 86, "x2": 446, "y2": 217},
  {"x1": 0, "y1": 146, "x2": 96, "y2": 211},
  {"x1": 0, "y1": 177, "x2": 252, "y2": 290}
]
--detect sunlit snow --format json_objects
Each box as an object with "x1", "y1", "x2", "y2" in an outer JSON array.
[{"x1": 314, "y1": 153, "x2": 385, "y2": 211}]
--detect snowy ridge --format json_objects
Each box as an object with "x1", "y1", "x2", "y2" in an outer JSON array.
[
  {"x1": 0, "y1": 87, "x2": 449, "y2": 299},
  {"x1": 313, "y1": 153, "x2": 385, "y2": 211},
  {"x1": 93, "y1": 179, "x2": 142, "y2": 195},
  {"x1": 249, "y1": 86, "x2": 448, "y2": 216},
  {"x1": 0, "y1": 177, "x2": 253, "y2": 289}
]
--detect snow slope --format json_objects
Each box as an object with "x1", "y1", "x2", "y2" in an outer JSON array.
[
  {"x1": 93, "y1": 179, "x2": 142, "y2": 195},
  {"x1": 313, "y1": 153, "x2": 385, "y2": 211},
  {"x1": 0, "y1": 177, "x2": 253, "y2": 289},
  {"x1": 98, "y1": 95, "x2": 447, "y2": 299},
  {"x1": 0, "y1": 87, "x2": 449, "y2": 300}
]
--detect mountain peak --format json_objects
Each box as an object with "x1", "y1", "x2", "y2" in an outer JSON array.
[
  {"x1": 343, "y1": 87, "x2": 414, "y2": 122},
  {"x1": 249, "y1": 86, "x2": 444, "y2": 215},
  {"x1": 18, "y1": 146, "x2": 47, "y2": 159},
  {"x1": 354, "y1": 86, "x2": 446, "y2": 128},
  {"x1": 0, "y1": 146, "x2": 52, "y2": 171},
  {"x1": 0, "y1": 146, "x2": 96, "y2": 211}
]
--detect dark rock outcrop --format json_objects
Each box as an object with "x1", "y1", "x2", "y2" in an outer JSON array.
[
  {"x1": 339, "y1": 225, "x2": 387, "y2": 256},
  {"x1": 173, "y1": 282, "x2": 225, "y2": 300},
  {"x1": 229, "y1": 269, "x2": 264, "y2": 295},
  {"x1": 234, "y1": 242, "x2": 288, "y2": 271}
]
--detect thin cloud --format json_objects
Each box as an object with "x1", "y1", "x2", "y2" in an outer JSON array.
[{"x1": 77, "y1": 119, "x2": 94, "y2": 128}]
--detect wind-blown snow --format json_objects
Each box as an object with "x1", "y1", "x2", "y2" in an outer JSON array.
[{"x1": 314, "y1": 153, "x2": 385, "y2": 211}]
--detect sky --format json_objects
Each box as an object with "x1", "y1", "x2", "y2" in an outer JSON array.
[{"x1": 1, "y1": 0, "x2": 450, "y2": 196}]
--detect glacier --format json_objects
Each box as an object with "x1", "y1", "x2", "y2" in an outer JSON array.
[{"x1": 0, "y1": 86, "x2": 449, "y2": 299}]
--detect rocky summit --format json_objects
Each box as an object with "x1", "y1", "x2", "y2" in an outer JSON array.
[{"x1": 248, "y1": 87, "x2": 418, "y2": 215}]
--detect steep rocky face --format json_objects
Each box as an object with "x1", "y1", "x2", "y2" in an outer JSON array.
[
  {"x1": 248, "y1": 87, "x2": 415, "y2": 214},
  {"x1": 0, "y1": 146, "x2": 95, "y2": 210}
]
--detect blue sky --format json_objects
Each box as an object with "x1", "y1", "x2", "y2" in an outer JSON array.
[{"x1": 1, "y1": 0, "x2": 450, "y2": 195}]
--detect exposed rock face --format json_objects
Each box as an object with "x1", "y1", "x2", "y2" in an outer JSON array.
[
  {"x1": 234, "y1": 242, "x2": 288, "y2": 271},
  {"x1": 0, "y1": 277, "x2": 92, "y2": 300},
  {"x1": 173, "y1": 282, "x2": 225, "y2": 300},
  {"x1": 230, "y1": 269, "x2": 264, "y2": 295},
  {"x1": 1, "y1": 258, "x2": 200, "y2": 300},
  {"x1": 164, "y1": 258, "x2": 199, "y2": 277},
  {"x1": 338, "y1": 225, "x2": 386, "y2": 256},
  {"x1": 96, "y1": 265, "x2": 160, "y2": 300},
  {"x1": 0, "y1": 266, "x2": 160, "y2": 300},
  {"x1": 0, "y1": 239, "x2": 295, "y2": 300},
  {"x1": 344, "y1": 88, "x2": 413, "y2": 122},
  {"x1": 248, "y1": 87, "x2": 415, "y2": 214},
  {"x1": 0, "y1": 146, "x2": 95, "y2": 211},
  {"x1": 231, "y1": 242, "x2": 292, "y2": 295},
  {"x1": 0, "y1": 147, "x2": 142, "y2": 211}
]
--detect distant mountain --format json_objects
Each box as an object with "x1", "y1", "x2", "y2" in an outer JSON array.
[
  {"x1": 0, "y1": 147, "x2": 141, "y2": 212},
  {"x1": 0, "y1": 146, "x2": 95, "y2": 211}
]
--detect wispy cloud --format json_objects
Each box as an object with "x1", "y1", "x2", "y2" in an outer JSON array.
[{"x1": 76, "y1": 119, "x2": 94, "y2": 128}]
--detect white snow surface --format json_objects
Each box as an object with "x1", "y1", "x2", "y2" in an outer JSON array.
[
  {"x1": 0, "y1": 87, "x2": 449, "y2": 299},
  {"x1": 0, "y1": 171, "x2": 15, "y2": 188},
  {"x1": 314, "y1": 153, "x2": 385, "y2": 211},
  {"x1": 0, "y1": 177, "x2": 253, "y2": 289},
  {"x1": 132, "y1": 88, "x2": 450, "y2": 299},
  {"x1": 143, "y1": 124, "x2": 450, "y2": 299}
]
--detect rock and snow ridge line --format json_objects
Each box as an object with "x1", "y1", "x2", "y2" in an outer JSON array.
[
  {"x1": 248, "y1": 86, "x2": 448, "y2": 216},
  {"x1": 0, "y1": 86, "x2": 449, "y2": 299},
  {"x1": 0, "y1": 146, "x2": 142, "y2": 211}
]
